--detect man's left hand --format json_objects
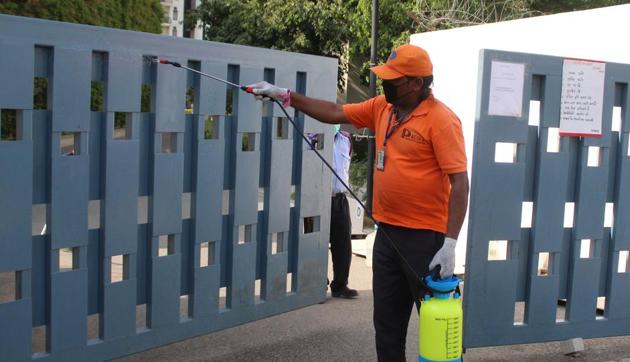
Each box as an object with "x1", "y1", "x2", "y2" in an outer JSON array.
[{"x1": 429, "y1": 237, "x2": 457, "y2": 279}]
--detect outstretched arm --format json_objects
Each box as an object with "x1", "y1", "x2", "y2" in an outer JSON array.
[{"x1": 290, "y1": 92, "x2": 347, "y2": 125}]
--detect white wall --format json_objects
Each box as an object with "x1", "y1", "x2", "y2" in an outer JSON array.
[{"x1": 410, "y1": 5, "x2": 630, "y2": 274}]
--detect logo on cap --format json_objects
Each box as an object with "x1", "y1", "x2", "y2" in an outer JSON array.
[{"x1": 388, "y1": 51, "x2": 397, "y2": 60}]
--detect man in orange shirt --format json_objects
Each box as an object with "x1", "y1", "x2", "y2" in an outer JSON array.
[{"x1": 248, "y1": 44, "x2": 469, "y2": 362}]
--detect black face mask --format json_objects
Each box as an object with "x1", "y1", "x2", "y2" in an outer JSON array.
[
  {"x1": 382, "y1": 79, "x2": 414, "y2": 104},
  {"x1": 382, "y1": 81, "x2": 398, "y2": 104}
]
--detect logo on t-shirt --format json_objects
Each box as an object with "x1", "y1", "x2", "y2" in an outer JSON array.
[{"x1": 401, "y1": 128, "x2": 428, "y2": 145}]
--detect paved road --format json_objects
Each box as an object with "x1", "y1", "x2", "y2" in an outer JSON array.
[{"x1": 117, "y1": 253, "x2": 630, "y2": 361}]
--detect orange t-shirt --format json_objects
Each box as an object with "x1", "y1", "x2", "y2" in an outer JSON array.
[{"x1": 343, "y1": 94, "x2": 467, "y2": 233}]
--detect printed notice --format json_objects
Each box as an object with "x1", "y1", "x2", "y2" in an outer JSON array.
[
  {"x1": 488, "y1": 61, "x2": 525, "y2": 117},
  {"x1": 560, "y1": 59, "x2": 606, "y2": 137}
]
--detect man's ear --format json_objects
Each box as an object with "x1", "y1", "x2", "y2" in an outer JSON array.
[{"x1": 413, "y1": 77, "x2": 424, "y2": 91}]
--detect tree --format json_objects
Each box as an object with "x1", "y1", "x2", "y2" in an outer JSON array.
[
  {"x1": 186, "y1": 0, "x2": 353, "y2": 89},
  {"x1": 0, "y1": 0, "x2": 164, "y2": 34}
]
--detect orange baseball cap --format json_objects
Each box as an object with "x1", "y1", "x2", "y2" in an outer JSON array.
[{"x1": 370, "y1": 44, "x2": 433, "y2": 80}]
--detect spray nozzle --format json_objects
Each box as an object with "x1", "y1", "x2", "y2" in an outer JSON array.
[{"x1": 159, "y1": 59, "x2": 182, "y2": 67}]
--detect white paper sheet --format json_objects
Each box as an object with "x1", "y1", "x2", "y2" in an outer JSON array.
[
  {"x1": 488, "y1": 61, "x2": 525, "y2": 117},
  {"x1": 560, "y1": 59, "x2": 606, "y2": 137}
]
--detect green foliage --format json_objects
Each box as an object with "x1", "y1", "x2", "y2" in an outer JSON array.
[
  {"x1": 33, "y1": 77, "x2": 48, "y2": 110},
  {"x1": 114, "y1": 111, "x2": 126, "y2": 130},
  {"x1": 187, "y1": 0, "x2": 352, "y2": 88},
  {"x1": 141, "y1": 84, "x2": 152, "y2": 113},
  {"x1": 347, "y1": 0, "x2": 538, "y2": 86},
  {"x1": 0, "y1": 0, "x2": 163, "y2": 33},
  {"x1": 1, "y1": 110, "x2": 18, "y2": 141},
  {"x1": 91, "y1": 81, "x2": 105, "y2": 112}
]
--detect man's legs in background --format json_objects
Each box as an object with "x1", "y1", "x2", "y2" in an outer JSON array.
[{"x1": 329, "y1": 194, "x2": 358, "y2": 298}]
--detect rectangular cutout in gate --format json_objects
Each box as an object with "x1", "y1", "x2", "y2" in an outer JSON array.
[
  {"x1": 271, "y1": 232, "x2": 284, "y2": 254},
  {"x1": 0, "y1": 271, "x2": 21, "y2": 303},
  {"x1": 1, "y1": 109, "x2": 21, "y2": 141},
  {"x1": 161, "y1": 132, "x2": 177, "y2": 153},
  {"x1": 59, "y1": 247, "x2": 79, "y2": 272},
  {"x1": 303, "y1": 216, "x2": 320, "y2": 234},
  {"x1": 136, "y1": 304, "x2": 148, "y2": 331},
  {"x1": 514, "y1": 301, "x2": 525, "y2": 326},
  {"x1": 537, "y1": 252, "x2": 552, "y2": 276},
  {"x1": 488, "y1": 240, "x2": 510, "y2": 261},
  {"x1": 286, "y1": 273, "x2": 293, "y2": 294},
  {"x1": 180, "y1": 295, "x2": 191, "y2": 322},
  {"x1": 564, "y1": 202, "x2": 574, "y2": 228},
  {"x1": 219, "y1": 286, "x2": 230, "y2": 311},
  {"x1": 587, "y1": 146, "x2": 601, "y2": 167},
  {"x1": 596, "y1": 296, "x2": 606, "y2": 320},
  {"x1": 238, "y1": 225, "x2": 253, "y2": 245},
  {"x1": 307, "y1": 133, "x2": 324, "y2": 150},
  {"x1": 158, "y1": 234, "x2": 175, "y2": 257},
  {"x1": 276, "y1": 117, "x2": 289, "y2": 139},
  {"x1": 255, "y1": 279, "x2": 263, "y2": 303},
  {"x1": 200, "y1": 241, "x2": 215, "y2": 267},
  {"x1": 612, "y1": 106, "x2": 622, "y2": 133},
  {"x1": 114, "y1": 112, "x2": 132, "y2": 140},
  {"x1": 32, "y1": 325, "x2": 48, "y2": 357},
  {"x1": 604, "y1": 202, "x2": 614, "y2": 228},
  {"x1": 87, "y1": 313, "x2": 101, "y2": 343},
  {"x1": 556, "y1": 300, "x2": 566, "y2": 323},
  {"x1": 241, "y1": 132, "x2": 256, "y2": 152},
  {"x1": 528, "y1": 100, "x2": 540, "y2": 127},
  {"x1": 618, "y1": 250, "x2": 630, "y2": 273},
  {"x1": 60, "y1": 132, "x2": 80, "y2": 156},
  {"x1": 521, "y1": 201, "x2": 533, "y2": 228},
  {"x1": 204, "y1": 115, "x2": 219, "y2": 139},
  {"x1": 111, "y1": 254, "x2": 129, "y2": 283},
  {"x1": 494, "y1": 142, "x2": 517, "y2": 163},
  {"x1": 580, "y1": 239, "x2": 593, "y2": 259},
  {"x1": 547, "y1": 127, "x2": 560, "y2": 153}
]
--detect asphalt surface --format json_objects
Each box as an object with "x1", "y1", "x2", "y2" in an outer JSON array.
[{"x1": 117, "y1": 254, "x2": 630, "y2": 362}]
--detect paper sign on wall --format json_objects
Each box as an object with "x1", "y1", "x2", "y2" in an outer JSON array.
[
  {"x1": 559, "y1": 59, "x2": 606, "y2": 137},
  {"x1": 488, "y1": 61, "x2": 525, "y2": 117}
]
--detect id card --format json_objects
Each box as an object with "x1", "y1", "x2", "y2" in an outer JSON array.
[{"x1": 376, "y1": 149, "x2": 385, "y2": 171}]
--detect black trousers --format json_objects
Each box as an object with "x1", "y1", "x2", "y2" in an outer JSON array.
[
  {"x1": 373, "y1": 222, "x2": 444, "y2": 362},
  {"x1": 329, "y1": 193, "x2": 352, "y2": 291}
]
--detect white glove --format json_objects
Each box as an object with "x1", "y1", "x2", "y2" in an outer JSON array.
[
  {"x1": 429, "y1": 237, "x2": 457, "y2": 279},
  {"x1": 246, "y1": 81, "x2": 291, "y2": 107}
]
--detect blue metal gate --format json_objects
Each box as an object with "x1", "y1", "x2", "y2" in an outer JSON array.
[
  {"x1": 0, "y1": 14, "x2": 337, "y2": 361},
  {"x1": 464, "y1": 49, "x2": 630, "y2": 347}
]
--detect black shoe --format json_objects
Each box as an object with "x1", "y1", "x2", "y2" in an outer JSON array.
[{"x1": 331, "y1": 286, "x2": 359, "y2": 299}]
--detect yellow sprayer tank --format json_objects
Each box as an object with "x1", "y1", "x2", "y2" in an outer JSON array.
[{"x1": 419, "y1": 275, "x2": 462, "y2": 362}]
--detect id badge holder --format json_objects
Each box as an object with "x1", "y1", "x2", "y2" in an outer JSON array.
[{"x1": 376, "y1": 149, "x2": 385, "y2": 171}]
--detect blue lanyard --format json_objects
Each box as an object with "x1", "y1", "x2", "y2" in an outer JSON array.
[{"x1": 383, "y1": 108, "x2": 411, "y2": 147}]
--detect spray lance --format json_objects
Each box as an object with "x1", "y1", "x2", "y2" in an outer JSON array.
[{"x1": 157, "y1": 58, "x2": 463, "y2": 362}]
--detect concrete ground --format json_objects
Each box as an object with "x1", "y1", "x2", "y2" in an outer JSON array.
[{"x1": 118, "y1": 253, "x2": 630, "y2": 362}]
